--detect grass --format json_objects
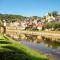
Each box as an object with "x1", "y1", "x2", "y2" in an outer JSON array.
[{"x1": 0, "y1": 34, "x2": 53, "y2": 60}]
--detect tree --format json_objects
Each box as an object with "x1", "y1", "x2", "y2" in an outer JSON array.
[
  {"x1": 51, "y1": 11, "x2": 58, "y2": 17},
  {"x1": 0, "y1": 14, "x2": 25, "y2": 23},
  {"x1": 48, "y1": 13, "x2": 52, "y2": 16},
  {"x1": 46, "y1": 22, "x2": 53, "y2": 29},
  {"x1": 32, "y1": 16, "x2": 38, "y2": 21},
  {"x1": 46, "y1": 22, "x2": 60, "y2": 30},
  {"x1": 53, "y1": 22, "x2": 60, "y2": 30}
]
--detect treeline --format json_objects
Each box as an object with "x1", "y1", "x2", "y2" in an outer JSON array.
[
  {"x1": 0, "y1": 11, "x2": 59, "y2": 23},
  {"x1": 0, "y1": 14, "x2": 26, "y2": 22}
]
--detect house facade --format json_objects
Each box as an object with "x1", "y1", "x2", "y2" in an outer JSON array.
[{"x1": 46, "y1": 15, "x2": 55, "y2": 22}]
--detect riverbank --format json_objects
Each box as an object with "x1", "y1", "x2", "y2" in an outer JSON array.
[
  {"x1": 6, "y1": 29, "x2": 60, "y2": 38},
  {"x1": 0, "y1": 34, "x2": 53, "y2": 60},
  {"x1": 6, "y1": 27, "x2": 60, "y2": 36}
]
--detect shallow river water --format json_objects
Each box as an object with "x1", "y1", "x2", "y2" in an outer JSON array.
[{"x1": 8, "y1": 34, "x2": 60, "y2": 60}]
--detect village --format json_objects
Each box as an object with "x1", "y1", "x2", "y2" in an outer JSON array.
[
  {"x1": 6, "y1": 11, "x2": 60, "y2": 31},
  {"x1": 0, "y1": 0, "x2": 60, "y2": 60}
]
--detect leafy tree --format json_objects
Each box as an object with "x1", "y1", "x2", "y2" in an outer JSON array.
[
  {"x1": 48, "y1": 13, "x2": 52, "y2": 16},
  {"x1": 46, "y1": 22, "x2": 53, "y2": 29},
  {"x1": 53, "y1": 22, "x2": 60, "y2": 30},
  {"x1": 32, "y1": 16, "x2": 38, "y2": 21},
  {"x1": 46, "y1": 22, "x2": 60, "y2": 30},
  {"x1": 52, "y1": 11, "x2": 58, "y2": 17}
]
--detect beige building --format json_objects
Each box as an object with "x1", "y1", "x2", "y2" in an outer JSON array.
[{"x1": 46, "y1": 15, "x2": 55, "y2": 22}]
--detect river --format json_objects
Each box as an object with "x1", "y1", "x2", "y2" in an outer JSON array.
[{"x1": 7, "y1": 34, "x2": 60, "y2": 60}]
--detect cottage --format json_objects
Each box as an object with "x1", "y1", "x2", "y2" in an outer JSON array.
[
  {"x1": 20, "y1": 21, "x2": 26, "y2": 29},
  {"x1": 46, "y1": 15, "x2": 55, "y2": 22},
  {"x1": 10, "y1": 20, "x2": 20, "y2": 27},
  {"x1": 36, "y1": 22, "x2": 44, "y2": 30}
]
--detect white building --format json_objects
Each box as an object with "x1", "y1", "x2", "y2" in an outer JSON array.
[
  {"x1": 47, "y1": 16, "x2": 55, "y2": 22},
  {"x1": 10, "y1": 21, "x2": 20, "y2": 27}
]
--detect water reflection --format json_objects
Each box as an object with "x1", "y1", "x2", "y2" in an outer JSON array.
[
  {"x1": 8, "y1": 33, "x2": 60, "y2": 60},
  {"x1": 43, "y1": 38, "x2": 60, "y2": 49},
  {"x1": 19, "y1": 34, "x2": 60, "y2": 49}
]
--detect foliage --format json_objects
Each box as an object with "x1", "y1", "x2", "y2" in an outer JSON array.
[
  {"x1": 0, "y1": 14, "x2": 25, "y2": 23},
  {"x1": 46, "y1": 22, "x2": 60, "y2": 30},
  {"x1": 48, "y1": 11, "x2": 58, "y2": 17},
  {"x1": 51, "y1": 11, "x2": 58, "y2": 17},
  {"x1": 32, "y1": 16, "x2": 38, "y2": 21},
  {"x1": 53, "y1": 22, "x2": 60, "y2": 30},
  {"x1": 46, "y1": 22, "x2": 53, "y2": 29}
]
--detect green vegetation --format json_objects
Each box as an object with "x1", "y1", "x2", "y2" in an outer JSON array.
[
  {"x1": 48, "y1": 11, "x2": 58, "y2": 17},
  {"x1": 0, "y1": 14, "x2": 26, "y2": 23},
  {"x1": 0, "y1": 35, "x2": 53, "y2": 60},
  {"x1": 46, "y1": 22, "x2": 60, "y2": 30},
  {"x1": 0, "y1": 11, "x2": 59, "y2": 23}
]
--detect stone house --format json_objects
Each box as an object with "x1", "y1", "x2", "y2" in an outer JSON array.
[
  {"x1": 9, "y1": 20, "x2": 20, "y2": 27},
  {"x1": 46, "y1": 15, "x2": 55, "y2": 22},
  {"x1": 36, "y1": 22, "x2": 44, "y2": 30}
]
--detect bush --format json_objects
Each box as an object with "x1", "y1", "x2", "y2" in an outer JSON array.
[{"x1": 46, "y1": 22, "x2": 60, "y2": 30}]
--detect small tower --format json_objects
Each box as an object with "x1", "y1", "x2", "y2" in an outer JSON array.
[
  {"x1": 3, "y1": 20, "x2": 6, "y2": 35},
  {"x1": 3, "y1": 20, "x2": 6, "y2": 27}
]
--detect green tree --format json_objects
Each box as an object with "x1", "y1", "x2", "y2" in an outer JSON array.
[
  {"x1": 46, "y1": 22, "x2": 53, "y2": 29},
  {"x1": 53, "y1": 22, "x2": 60, "y2": 30},
  {"x1": 51, "y1": 11, "x2": 58, "y2": 17},
  {"x1": 46, "y1": 22, "x2": 60, "y2": 30}
]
